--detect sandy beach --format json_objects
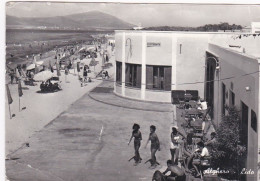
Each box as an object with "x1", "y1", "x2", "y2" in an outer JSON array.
[{"x1": 5, "y1": 43, "x2": 115, "y2": 157}]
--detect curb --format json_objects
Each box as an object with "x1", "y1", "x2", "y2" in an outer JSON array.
[{"x1": 88, "y1": 92, "x2": 174, "y2": 113}]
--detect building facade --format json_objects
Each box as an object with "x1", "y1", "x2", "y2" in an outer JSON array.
[
  {"x1": 207, "y1": 43, "x2": 260, "y2": 181},
  {"x1": 114, "y1": 31, "x2": 211, "y2": 102},
  {"x1": 114, "y1": 30, "x2": 260, "y2": 180}
]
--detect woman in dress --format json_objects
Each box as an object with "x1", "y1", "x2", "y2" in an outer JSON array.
[
  {"x1": 128, "y1": 123, "x2": 142, "y2": 165},
  {"x1": 145, "y1": 125, "x2": 160, "y2": 168}
]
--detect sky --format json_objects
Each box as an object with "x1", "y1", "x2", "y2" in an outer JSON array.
[{"x1": 5, "y1": 2, "x2": 260, "y2": 27}]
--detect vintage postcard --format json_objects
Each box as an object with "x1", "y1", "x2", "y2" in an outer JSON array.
[{"x1": 4, "y1": 1, "x2": 260, "y2": 180}]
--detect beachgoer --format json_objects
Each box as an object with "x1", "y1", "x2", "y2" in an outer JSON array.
[
  {"x1": 162, "y1": 160, "x2": 186, "y2": 181},
  {"x1": 128, "y1": 123, "x2": 142, "y2": 165},
  {"x1": 105, "y1": 71, "x2": 109, "y2": 79},
  {"x1": 145, "y1": 125, "x2": 160, "y2": 168},
  {"x1": 191, "y1": 142, "x2": 209, "y2": 177},
  {"x1": 170, "y1": 127, "x2": 185, "y2": 164},
  {"x1": 83, "y1": 66, "x2": 88, "y2": 83},
  {"x1": 9, "y1": 70, "x2": 14, "y2": 84},
  {"x1": 205, "y1": 132, "x2": 216, "y2": 153}
]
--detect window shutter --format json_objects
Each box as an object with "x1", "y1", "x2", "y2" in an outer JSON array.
[
  {"x1": 125, "y1": 64, "x2": 130, "y2": 86},
  {"x1": 146, "y1": 65, "x2": 153, "y2": 89},
  {"x1": 164, "y1": 66, "x2": 172, "y2": 91},
  {"x1": 136, "y1": 65, "x2": 142, "y2": 88},
  {"x1": 116, "y1": 61, "x2": 122, "y2": 83}
]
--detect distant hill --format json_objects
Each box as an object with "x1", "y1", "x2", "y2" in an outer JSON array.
[{"x1": 6, "y1": 11, "x2": 134, "y2": 30}]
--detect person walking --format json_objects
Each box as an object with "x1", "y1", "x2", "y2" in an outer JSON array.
[
  {"x1": 145, "y1": 125, "x2": 160, "y2": 168},
  {"x1": 128, "y1": 123, "x2": 142, "y2": 165},
  {"x1": 83, "y1": 66, "x2": 88, "y2": 83}
]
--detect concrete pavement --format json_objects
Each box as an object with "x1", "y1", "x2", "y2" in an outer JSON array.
[
  {"x1": 6, "y1": 81, "x2": 176, "y2": 181},
  {"x1": 6, "y1": 79, "x2": 206, "y2": 181}
]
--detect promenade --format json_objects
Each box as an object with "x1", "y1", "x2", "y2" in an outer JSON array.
[
  {"x1": 6, "y1": 80, "x2": 203, "y2": 181},
  {"x1": 5, "y1": 44, "x2": 114, "y2": 156}
]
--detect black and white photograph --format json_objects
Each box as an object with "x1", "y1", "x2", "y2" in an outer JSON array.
[{"x1": 3, "y1": 1, "x2": 260, "y2": 180}]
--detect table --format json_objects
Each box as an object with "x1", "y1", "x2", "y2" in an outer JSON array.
[{"x1": 185, "y1": 108, "x2": 202, "y2": 117}]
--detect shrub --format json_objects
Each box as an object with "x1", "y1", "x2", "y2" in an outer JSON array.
[{"x1": 211, "y1": 107, "x2": 247, "y2": 180}]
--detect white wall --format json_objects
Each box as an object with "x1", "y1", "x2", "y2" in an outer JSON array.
[
  {"x1": 209, "y1": 43, "x2": 259, "y2": 180},
  {"x1": 176, "y1": 35, "x2": 209, "y2": 99},
  {"x1": 146, "y1": 34, "x2": 173, "y2": 66}
]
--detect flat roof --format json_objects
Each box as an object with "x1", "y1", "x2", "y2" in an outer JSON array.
[{"x1": 209, "y1": 43, "x2": 260, "y2": 60}]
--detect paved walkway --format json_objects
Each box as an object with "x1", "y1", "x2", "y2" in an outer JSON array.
[
  {"x1": 6, "y1": 80, "x2": 206, "y2": 181},
  {"x1": 89, "y1": 81, "x2": 173, "y2": 113},
  {"x1": 6, "y1": 82, "x2": 177, "y2": 181}
]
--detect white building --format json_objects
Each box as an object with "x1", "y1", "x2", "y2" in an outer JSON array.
[{"x1": 114, "y1": 30, "x2": 260, "y2": 180}]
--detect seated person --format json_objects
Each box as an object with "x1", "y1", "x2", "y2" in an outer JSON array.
[
  {"x1": 101, "y1": 69, "x2": 106, "y2": 79},
  {"x1": 48, "y1": 80, "x2": 53, "y2": 88},
  {"x1": 182, "y1": 138, "x2": 192, "y2": 172},
  {"x1": 40, "y1": 82, "x2": 45, "y2": 91},
  {"x1": 104, "y1": 70, "x2": 110, "y2": 79},
  {"x1": 162, "y1": 160, "x2": 186, "y2": 181},
  {"x1": 184, "y1": 103, "x2": 192, "y2": 110},
  {"x1": 201, "y1": 100, "x2": 207, "y2": 110},
  {"x1": 191, "y1": 142, "x2": 209, "y2": 177},
  {"x1": 205, "y1": 132, "x2": 216, "y2": 153}
]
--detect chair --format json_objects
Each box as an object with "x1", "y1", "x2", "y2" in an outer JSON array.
[
  {"x1": 184, "y1": 93, "x2": 192, "y2": 102},
  {"x1": 186, "y1": 90, "x2": 199, "y2": 101},
  {"x1": 171, "y1": 90, "x2": 185, "y2": 104}
]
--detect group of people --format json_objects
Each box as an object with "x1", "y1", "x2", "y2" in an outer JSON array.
[
  {"x1": 128, "y1": 124, "x2": 160, "y2": 168},
  {"x1": 169, "y1": 126, "x2": 216, "y2": 178},
  {"x1": 128, "y1": 123, "x2": 217, "y2": 180},
  {"x1": 78, "y1": 65, "x2": 92, "y2": 87}
]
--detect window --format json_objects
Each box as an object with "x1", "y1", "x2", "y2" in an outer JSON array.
[
  {"x1": 229, "y1": 90, "x2": 235, "y2": 106},
  {"x1": 222, "y1": 83, "x2": 226, "y2": 115},
  {"x1": 116, "y1": 61, "x2": 122, "y2": 84},
  {"x1": 125, "y1": 63, "x2": 141, "y2": 88},
  {"x1": 146, "y1": 65, "x2": 171, "y2": 91},
  {"x1": 251, "y1": 110, "x2": 257, "y2": 132},
  {"x1": 240, "y1": 101, "x2": 248, "y2": 149}
]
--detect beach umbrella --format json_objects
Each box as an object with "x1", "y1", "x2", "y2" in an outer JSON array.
[
  {"x1": 87, "y1": 46, "x2": 95, "y2": 51},
  {"x1": 34, "y1": 70, "x2": 55, "y2": 82},
  {"x1": 26, "y1": 64, "x2": 36, "y2": 71},
  {"x1": 6, "y1": 84, "x2": 13, "y2": 119},
  {"x1": 78, "y1": 47, "x2": 86, "y2": 53},
  {"x1": 36, "y1": 61, "x2": 44, "y2": 66},
  {"x1": 6, "y1": 63, "x2": 17, "y2": 70}
]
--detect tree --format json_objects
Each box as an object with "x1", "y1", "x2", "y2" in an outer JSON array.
[{"x1": 211, "y1": 107, "x2": 247, "y2": 180}]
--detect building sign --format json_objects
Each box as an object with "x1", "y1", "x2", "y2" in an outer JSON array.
[{"x1": 147, "y1": 42, "x2": 161, "y2": 47}]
